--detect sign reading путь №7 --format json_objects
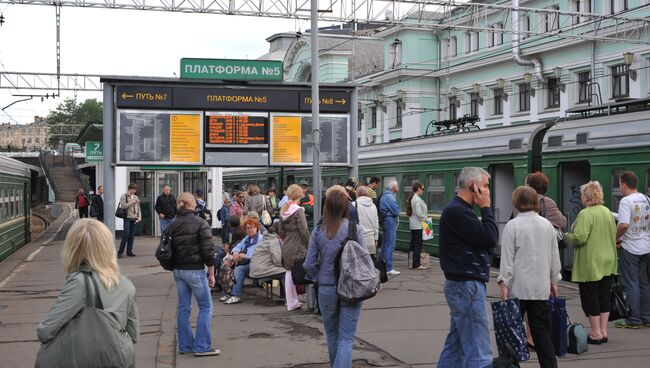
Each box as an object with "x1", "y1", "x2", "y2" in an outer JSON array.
[{"x1": 181, "y1": 58, "x2": 283, "y2": 81}]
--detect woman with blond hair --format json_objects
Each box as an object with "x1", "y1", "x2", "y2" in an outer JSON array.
[
  {"x1": 565, "y1": 181, "x2": 618, "y2": 344},
  {"x1": 278, "y1": 184, "x2": 311, "y2": 310},
  {"x1": 37, "y1": 219, "x2": 139, "y2": 362},
  {"x1": 166, "y1": 192, "x2": 219, "y2": 356}
]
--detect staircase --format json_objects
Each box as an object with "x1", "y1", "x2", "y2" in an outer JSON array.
[{"x1": 40, "y1": 153, "x2": 85, "y2": 202}]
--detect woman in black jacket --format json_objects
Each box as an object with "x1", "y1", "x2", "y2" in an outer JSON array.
[{"x1": 166, "y1": 192, "x2": 219, "y2": 356}]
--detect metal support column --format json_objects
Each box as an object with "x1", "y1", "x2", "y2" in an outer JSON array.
[
  {"x1": 349, "y1": 87, "x2": 359, "y2": 179},
  {"x1": 310, "y1": 0, "x2": 321, "y2": 226},
  {"x1": 102, "y1": 84, "x2": 116, "y2": 234}
]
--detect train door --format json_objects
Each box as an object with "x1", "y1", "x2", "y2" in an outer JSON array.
[
  {"x1": 489, "y1": 164, "x2": 515, "y2": 258},
  {"x1": 154, "y1": 172, "x2": 181, "y2": 237},
  {"x1": 560, "y1": 161, "x2": 590, "y2": 273}
]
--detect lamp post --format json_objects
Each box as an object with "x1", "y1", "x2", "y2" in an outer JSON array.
[
  {"x1": 623, "y1": 51, "x2": 637, "y2": 81},
  {"x1": 524, "y1": 72, "x2": 536, "y2": 97},
  {"x1": 496, "y1": 78, "x2": 508, "y2": 101}
]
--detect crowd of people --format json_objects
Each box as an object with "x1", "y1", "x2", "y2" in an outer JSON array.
[{"x1": 43, "y1": 168, "x2": 649, "y2": 367}]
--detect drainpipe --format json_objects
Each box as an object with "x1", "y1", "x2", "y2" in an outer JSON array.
[
  {"x1": 435, "y1": 34, "x2": 441, "y2": 122},
  {"x1": 512, "y1": 0, "x2": 544, "y2": 83}
]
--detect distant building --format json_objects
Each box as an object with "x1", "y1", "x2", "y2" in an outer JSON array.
[{"x1": 0, "y1": 116, "x2": 50, "y2": 151}]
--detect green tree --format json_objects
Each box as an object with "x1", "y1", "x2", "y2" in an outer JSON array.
[{"x1": 46, "y1": 98, "x2": 103, "y2": 148}]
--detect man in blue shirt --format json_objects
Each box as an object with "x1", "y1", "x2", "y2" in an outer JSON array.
[
  {"x1": 438, "y1": 167, "x2": 498, "y2": 368},
  {"x1": 379, "y1": 180, "x2": 401, "y2": 275}
]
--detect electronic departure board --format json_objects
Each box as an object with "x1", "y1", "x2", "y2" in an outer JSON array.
[{"x1": 205, "y1": 112, "x2": 268, "y2": 147}]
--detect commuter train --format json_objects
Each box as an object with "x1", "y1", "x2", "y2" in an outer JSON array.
[
  {"x1": 223, "y1": 98, "x2": 650, "y2": 274},
  {"x1": 0, "y1": 156, "x2": 32, "y2": 262}
]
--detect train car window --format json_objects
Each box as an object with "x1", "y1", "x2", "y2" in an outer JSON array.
[
  {"x1": 403, "y1": 175, "x2": 420, "y2": 206},
  {"x1": 646, "y1": 169, "x2": 650, "y2": 195},
  {"x1": 10, "y1": 187, "x2": 14, "y2": 218},
  {"x1": 611, "y1": 169, "x2": 626, "y2": 212},
  {"x1": 427, "y1": 174, "x2": 446, "y2": 212},
  {"x1": 454, "y1": 171, "x2": 461, "y2": 195}
]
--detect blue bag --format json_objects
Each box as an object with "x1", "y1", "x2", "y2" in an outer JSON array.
[
  {"x1": 491, "y1": 298, "x2": 530, "y2": 362},
  {"x1": 547, "y1": 297, "x2": 568, "y2": 357}
]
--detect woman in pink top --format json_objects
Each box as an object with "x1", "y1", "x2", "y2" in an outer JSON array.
[{"x1": 277, "y1": 184, "x2": 311, "y2": 311}]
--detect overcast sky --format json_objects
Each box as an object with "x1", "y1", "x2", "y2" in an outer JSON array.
[{"x1": 0, "y1": 5, "x2": 302, "y2": 124}]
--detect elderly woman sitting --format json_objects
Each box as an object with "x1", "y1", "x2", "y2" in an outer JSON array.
[{"x1": 221, "y1": 217, "x2": 263, "y2": 305}]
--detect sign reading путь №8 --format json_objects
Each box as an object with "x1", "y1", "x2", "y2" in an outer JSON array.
[{"x1": 181, "y1": 58, "x2": 283, "y2": 81}]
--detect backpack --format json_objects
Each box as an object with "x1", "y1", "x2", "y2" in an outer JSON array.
[
  {"x1": 336, "y1": 222, "x2": 381, "y2": 304},
  {"x1": 155, "y1": 229, "x2": 173, "y2": 271},
  {"x1": 567, "y1": 322, "x2": 588, "y2": 354},
  {"x1": 374, "y1": 193, "x2": 385, "y2": 223},
  {"x1": 217, "y1": 207, "x2": 223, "y2": 221}
]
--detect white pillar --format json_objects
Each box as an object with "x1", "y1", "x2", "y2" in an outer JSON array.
[{"x1": 210, "y1": 167, "x2": 223, "y2": 228}]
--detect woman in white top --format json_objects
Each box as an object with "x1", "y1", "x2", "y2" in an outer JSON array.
[
  {"x1": 406, "y1": 182, "x2": 428, "y2": 269},
  {"x1": 498, "y1": 186, "x2": 561, "y2": 368}
]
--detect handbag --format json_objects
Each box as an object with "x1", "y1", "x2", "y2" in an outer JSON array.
[
  {"x1": 421, "y1": 218, "x2": 434, "y2": 241},
  {"x1": 291, "y1": 259, "x2": 313, "y2": 285},
  {"x1": 115, "y1": 195, "x2": 129, "y2": 219},
  {"x1": 35, "y1": 272, "x2": 134, "y2": 368},
  {"x1": 609, "y1": 277, "x2": 631, "y2": 321},
  {"x1": 259, "y1": 196, "x2": 273, "y2": 227},
  {"x1": 373, "y1": 254, "x2": 388, "y2": 283},
  {"x1": 155, "y1": 229, "x2": 173, "y2": 271},
  {"x1": 491, "y1": 298, "x2": 530, "y2": 362},
  {"x1": 547, "y1": 296, "x2": 568, "y2": 357}
]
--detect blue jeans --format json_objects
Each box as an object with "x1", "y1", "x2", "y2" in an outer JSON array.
[
  {"x1": 619, "y1": 248, "x2": 650, "y2": 325},
  {"x1": 381, "y1": 217, "x2": 397, "y2": 271},
  {"x1": 438, "y1": 280, "x2": 492, "y2": 368},
  {"x1": 160, "y1": 218, "x2": 173, "y2": 234},
  {"x1": 173, "y1": 269, "x2": 213, "y2": 353},
  {"x1": 118, "y1": 219, "x2": 136, "y2": 255},
  {"x1": 318, "y1": 285, "x2": 362, "y2": 368},
  {"x1": 231, "y1": 263, "x2": 250, "y2": 297}
]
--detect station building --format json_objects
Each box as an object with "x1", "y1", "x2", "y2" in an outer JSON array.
[{"x1": 277, "y1": 1, "x2": 650, "y2": 145}]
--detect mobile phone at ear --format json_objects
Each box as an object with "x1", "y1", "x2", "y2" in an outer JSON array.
[{"x1": 470, "y1": 184, "x2": 482, "y2": 194}]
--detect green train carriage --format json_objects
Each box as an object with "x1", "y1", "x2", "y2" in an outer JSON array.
[
  {"x1": 223, "y1": 121, "x2": 551, "y2": 258},
  {"x1": 222, "y1": 101, "x2": 650, "y2": 274},
  {"x1": 0, "y1": 156, "x2": 32, "y2": 262},
  {"x1": 541, "y1": 109, "x2": 650, "y2": 273}
]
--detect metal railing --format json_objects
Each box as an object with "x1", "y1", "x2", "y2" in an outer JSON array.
[
  {"x1": 38, "y1": 150, "x2": 59, "y2": 199},
  {"x1": 71, "y1": 155, "x2": 92, "y2": 194}
]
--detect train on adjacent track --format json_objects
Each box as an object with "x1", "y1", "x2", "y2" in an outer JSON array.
[
  {"x1": 0, "y1": 156, "x2": 33, "y2": 262},
  {"x1": 223, "y1": 99, "x2": 650, "y2": 274}
]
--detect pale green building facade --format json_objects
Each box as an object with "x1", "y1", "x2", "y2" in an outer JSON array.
[{"x1": 272, "y1": 0, "x2": 650, "y2": 146}]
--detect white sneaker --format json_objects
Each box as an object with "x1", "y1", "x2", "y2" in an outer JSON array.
[
  {"x1": 219, "y1": 295, "x2": 230, "y2": 302},
  {"x1": 387, "y1": 270, "x2": 401, "y2": 276},
  {"x1": 224, "y1": 296, "x2": 241, "y2": 304},
  {"x1": 194, "y1": 348, "x2": 221, "y2": 356},
  {"x1": 416, "y1": 265, "x2": 429, "y2": 270}
]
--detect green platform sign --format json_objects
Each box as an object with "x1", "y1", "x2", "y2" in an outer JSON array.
[
  {"x1": 85, "y1": 141, "x2": 103, "y2": 162},
  {"x1": 180, "y1": 58, "x2": 283, "y2": 81}
]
